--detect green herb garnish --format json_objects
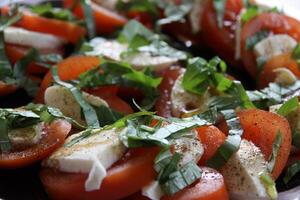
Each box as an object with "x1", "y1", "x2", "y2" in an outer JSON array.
[
  {"x1": 245, "y1": 30, "x2": 270, "y2": 50},
  {"x1": 267, "y1": 131, "x2": 282, "y2": 172}
]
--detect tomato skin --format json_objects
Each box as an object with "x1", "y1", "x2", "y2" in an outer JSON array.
[
  {"x1": 155, "y1": 66, "x2": 184, "y2": 118},
  {"x1": 258, "y1": 52, "x2": 300, "y2": 88},
  {"x1": 218, "y1": 109, "x2": 292, "y2": 179},
  {"x1": 40, "y1": 147, "x2": 159, "y2": 200},
  {"x1": 63, "y1": 0, "x2": 127, "y2": 35},
  {"x1": 241, "y1": 13, "x2": 300, "y2": 79},
  {"x1": 35, "y1": 56, "x2": 100, "y2": 103},
  {"x1": 201, "y1": 0, "x2": 244, "y2": 66},
  {"x1": 0, "y1": 120, "x2": 71, "y2": 169},
  {"x1": 1, "y1": 7, "x2": 86, "y2": 44},
  {"x1": 196, "y1": 126, "x2": 226, "y2": 165},
  {"x1": 85, "y1": 86, "x2": 134, "y2": 115},
  {"x1": 0, "y1": 82, "x2": 17, "y2": 96},
  {"x1": 163, "y1": 167, "x2": 228, "y2": 200}
]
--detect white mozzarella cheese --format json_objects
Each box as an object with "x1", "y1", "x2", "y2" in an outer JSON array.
[
  {"x1": 189, "y1": 0, "x2": 208, "y2": 33},
  {"x1": 4, "y1": 27, "x2": 65, "y2": 50},
  {"x1": 221, "y1": 139, "x2": 270, "y2": 200},
  {"x1": 170, "y1": 74, "x2": 210, "y2": 117},
  {"x1": 142, "y1": 181, "x2": 164, "y2": 200},
  {"x1": 273, "y1": 68, "x2": 298, "y2": 86},
  {"x1": 8, "y1": 122, "x2": 44, "y2": 150},
  {"x1": 44, "y1": 86, "x2": 108, "y2": 125},
  {"x1": 87, "y1": 38, "x2": 178, "y2": 71},
  {"x1": 44, "y1": 128, "x2": 127, "y2": 191},
  {"x1": 254, "y1": 34, "x2": 297, "y2": 61}
]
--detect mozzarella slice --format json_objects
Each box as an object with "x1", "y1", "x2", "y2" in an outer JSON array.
[
  {"x1": 44, "y1": 86, "x2": 108, "y2": 125},
  {"x1": 44, "y1": 127, "x2": 127, "y2": 191},
  {"x1": 4, "y1": 27, "x2": 65, "y2": 50},
  {"x1": 8, "y1": 122, "x2": 44, "y2": 150},
  {"x1": 87, "y1": 38, "x2": 178, "y2": 71},
  {"x1": 273, "y1": 68, "x2": 298, "y2": 86},
  {"x1": 142, "y1": 181, "x2": 164, "y2": 200},
  {"x1": 221, "y1": 139, "x2": 270, "y2": 200},
  {"x1": 254, "y1": 34, "x2": 297, "y2": 61},
  {"x1": 189, "y1": 0, "x2": 208, "y2": 33},
  {"x1": 170, "y1": 74, "x2": 210, "y2": 117}
]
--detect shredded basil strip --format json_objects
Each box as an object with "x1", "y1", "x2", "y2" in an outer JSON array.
[
  {"x1": 213, "y1": 0, "x2": 227, "y2": 28},
  {"x1": 245, "y1": 30, "x2": 270, "y2": 50},
  {"x1": 51, "y1": 66, "x2": 100, "y2": 128},
  {"x1": 277, "y1": 97, "x2": 299, "y2": 117},
  {"x1": 247, "y1": 80, "x2": 300, "y2": 109},
  {"x1": 30, "y1": 3, "x2": 78, "y2": 23},
  {"x1": 284, "y1": 160, "x2": 300, "y2": 184},
  {"x1": 156, "y1": 0, "x2": 193, "y2": 26},
  {"x1": 182, "y1": 56, "x2": 230, "y2": 95},
  {"x1": 206, "y1": 109, "x2": 243, "y2": 169},
  {"x1": 267, "y1": 131, "x2": 282, "y2": 172},
  {"x1": 292, "y1": 44, "x2": 300, "y2": 70},
  {"x1": 241, "y1": 5, "x2": 259, "y2": 23},
  {"x1": 80, "y1": 0, "x2": 96, "y2": 39},
  {"x1": 259, "y1": 171, "x2": 278, "y2": 200},
  {"x1": 0, "y1": 117, "x2": 10, "y2": 152}
]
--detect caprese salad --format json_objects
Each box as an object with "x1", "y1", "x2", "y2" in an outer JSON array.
[{"x1": 0, "y1": 0, "x2": 300, "y2": 200}]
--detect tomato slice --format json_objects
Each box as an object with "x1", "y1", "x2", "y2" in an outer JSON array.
[
  {"x1": 258, "y1": 52, "x2": 300, "y2": 88},
  {"x1": 35, "y1": 55, "x2": 100, "y2": 103},
  {"x1": 0, "y1": 120, "x2": 71, "y2": 169},
  {"x1": 196, "y1": 126, "x2": 226, "y2": 165},
  {"x1": 85, "y1": 86, "x2": 134, "y2": 115},
  {"x1": 218, "y1": 109, "x2": 292, "y2": 179},
  {"x1": 40, "y1": 147, "x2": 159, "y2": 200},
  {"x1": 201, "y1": 0, "x2": 244, "y2": 66},
  {"x1": 1, "y1": 6, "x2": 86, "y2": 44},
  {"x1": 63, "y1": 0, "x2": 127, "y2": 35},
  {"x1": 0, "y1": 82, "x2": 17, "y2": 96},
  {"x1": 5, "y1": 43, "x2": 64, "y2": 75},
  {"x1": 241, "y1": 12, "x2": 300, "y2": 79},
  {"x1": 163, "y1": 167, "x2": 228, "y2": 200},
  {"x1": 155, "y1": 66, "x2": 184, "y2": 118}
]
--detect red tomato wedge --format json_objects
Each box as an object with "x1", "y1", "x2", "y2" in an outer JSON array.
[
  {"x1": 0, "y1": 120, "x2": 71, "y2": 169},
  {"x1": 0, "y1": 82, "x2": 17, "y2": 96},
  {"x1": 40, "y1": 147, "x2": 159, "y2": 200},
  {"x1": 219, "y1": 109, "x2": 292, "y2": 179},
  {"x1": 5, "y1": 43, "x2": 64, "y2": 75},
  {"x1": 163, "y1": 167, "x2": 229, "y2": 200},
  {"x1": 201, "y1": 0, "x2": 244, "y2": 66},
  {"x1": 197, "y1": 126, "x2": 226, "y2": 165},
  {"x1": 64, "y1": 0, "x2": 127, "y2": 35},
  {"x1": 85, "y1": 86, "x2": 134, "y2": 115},
  {"x1": 35, "y1": 55, "x2": 100, "y2": 103},
  {"x1": 241, "y1": 12, "x2": 300, "y2": 79},
  {"x1": 258, "y1": 52, "x2": 300, "y2": 88},
  {"x1": 155, "y1": 66, "x2": 184, "y2": 118},
  {"x1": 1, "y1": 6, "x2": 86, "y2": 44}
]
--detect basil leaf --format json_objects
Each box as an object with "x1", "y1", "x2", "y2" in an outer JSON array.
[
  {"x1": 213, "y1": 0, "x2": 226, "y2": 28},
  {"x1": 241, "y1": 6, "x2": 259, "y2": 23},
  {"x1": 13, "y1": 48, "x2": 40, "y2": 97},
  {"x1": 157, "y1": 152, "x2": 181, "y2": 183},
  {"x1": 0, "y1": 117, "x2": 10, "y2": 152},
  {"x1": 51, "y1": 66, "x2": 100, "y2": 128},
  {"x1": 118, "y1": 20, "x2": 153, "y2": 43},
  {"x1": 80, "y1": 0, "x2": 96, "y2": 39},
  {"x1": 267, "y1": 131, "x2": 282, "y2": 172},
  {"x1": 292, "y1": 44, "x2": 300, "y2": 70},
  {"x1": 277, "y1": 97, "x2": 299, "y2": 116},
  {"x1": 161, "y1": 162, "x2": 202, "y2": 195},
  {"x1": 284, "y1": 160, "x2": 300, "y2": 184},
  {"x1": 206, "y1": 110, "x2": 243, "y2": 169},
  {"x1": 30, "y1": 3, "x2": 78, "y2": 23},
  {"x1": 259, "y1": 171, "x2": 278, "y2": 200},
  {"x1": 156, "y1": 0, "x2": 193, "y2": 26},
  {"x1": 245, "y1": 30, "x2": 270, "y2": 50},
  {"x1": 94, "y1": 105, "x2": 124, "y2": 127}
]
